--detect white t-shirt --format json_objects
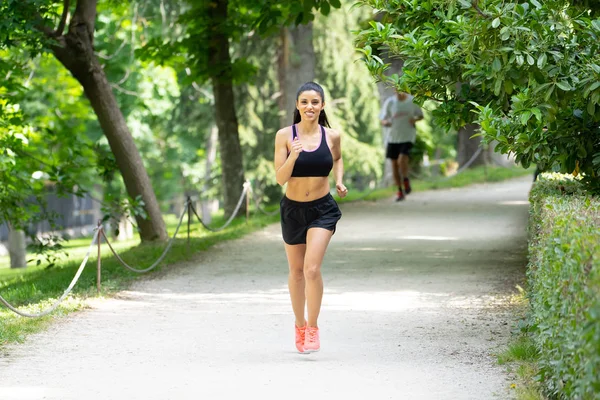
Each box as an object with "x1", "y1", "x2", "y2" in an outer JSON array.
[{"x1": 380, "y1": 95, "x2": 423, "y2": 144}]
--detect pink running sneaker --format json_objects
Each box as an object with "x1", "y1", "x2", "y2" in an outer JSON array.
[
  {"x1": 304, "y1": 326, "x2": 320, "y2": 353},
  {"x1": 295, "y1": 324, "x2": 306, "y2": 353}
]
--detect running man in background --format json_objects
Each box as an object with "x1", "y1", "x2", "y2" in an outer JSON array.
[{"x1": 380, "y1": 90, "x2": 423, "y2": 201}]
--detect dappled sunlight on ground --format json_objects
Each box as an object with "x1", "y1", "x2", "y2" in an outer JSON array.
[
  {"x1": 103, "y1": 284, "x2": 515, "y2": 314},
  {"x1": 396, "y1": 235, "x2": 459, "y2": 241},
  {"x1": 497, "y1": 200, "x2": 529, "y2": 206}
]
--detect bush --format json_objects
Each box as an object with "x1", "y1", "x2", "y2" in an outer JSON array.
[{"x1": 527, "y1": 175, "x2": 600, "y2": 399}]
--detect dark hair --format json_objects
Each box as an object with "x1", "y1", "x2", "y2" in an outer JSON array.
[{"x1": 292, "y1": 81, "x2": 331, "y2": 128}]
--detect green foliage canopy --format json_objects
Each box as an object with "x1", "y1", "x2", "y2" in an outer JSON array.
[{"x1": 356, "y1": 0, "x2": 600, "y2": 192}]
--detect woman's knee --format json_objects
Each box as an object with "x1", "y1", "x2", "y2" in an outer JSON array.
[
  {"x1": 289, "y1": 266, "x2": 304, "y2": 281},
  {"x1": 304, "y1": 264, "x2": 321, "y2": 280}
]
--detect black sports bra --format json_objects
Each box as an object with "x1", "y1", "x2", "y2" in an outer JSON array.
[{"x1": 290, "y1": 124, "x2": 333, "y2": 177}]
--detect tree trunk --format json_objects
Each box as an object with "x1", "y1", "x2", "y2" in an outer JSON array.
[
  {"x1": 8, "y1": 227, "x2": 26, "y2": 269},
  {"x1": 48, "y1": 0, "x2": 167, "y2": 241},
  {"x1": 201, "y1": 125, "x2": 219, "y2": 224},
  {"x1": 277, "y1": 23, "x2": 316, "y2": 127},
  {"x1": 208, "y1": 0, "x2": 246, "y2": 218},
  {"x1": 456, "y1": 124, "x2": 488, "y2": 168}
]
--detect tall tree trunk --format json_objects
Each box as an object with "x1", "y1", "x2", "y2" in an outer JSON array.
[
  {"x1": 277, "y1": 23, "x2": 316, "y2": 127},
  {"x1": 207, "y1": 0, "x2": 246, "y2": 218},
  {"x1": 456, "y1": 124, "x2": 488, "y2": 168},
  {"x1": 201, "y1": 125, "x2": 219, "y2": 224},
  {"x1": 8, "y1": 224, "x2": 26, "y2": 269},
  {"x1": 46, "y1": 0, "x2": 167, "y2": 241}
]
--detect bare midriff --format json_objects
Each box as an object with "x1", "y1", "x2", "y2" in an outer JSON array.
[{"x1": 285, "y1": 176, "x2": 330, "y2": 202}]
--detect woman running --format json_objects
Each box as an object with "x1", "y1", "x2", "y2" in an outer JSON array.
[{"x1": 273, "y1": 81, "x2": 348, "y2": 353}]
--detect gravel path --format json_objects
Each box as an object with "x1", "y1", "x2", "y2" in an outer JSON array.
[{"x1": 0, "y1": 177, "x2": 532, "y2": 400}]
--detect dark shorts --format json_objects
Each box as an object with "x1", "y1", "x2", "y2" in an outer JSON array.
[
  {"x1": 386, "y1": 142, "x2": 413, "y2": 159},
  {"x1": 280, "y1": 193, "x2": 342, "y2": 245}
]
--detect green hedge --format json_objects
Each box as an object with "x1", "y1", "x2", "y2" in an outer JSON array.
[{"x1": 528, "y1": 175, "x2": 600, "y2": 399}]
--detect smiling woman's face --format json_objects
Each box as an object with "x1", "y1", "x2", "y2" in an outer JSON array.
[{"x1": 296, "y1": 90, "x2": 324, "y2": 123}]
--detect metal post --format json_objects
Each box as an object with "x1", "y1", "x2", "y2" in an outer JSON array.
[
  {"x1": 97, "y1": 224, "x2": 102, "y2": 295},
  {"x1": 245, "y1": 188, "x2": 250, "y2": 223},
  {"x1": 187, "y1": 197, "x2": 191, "y2": 253}
]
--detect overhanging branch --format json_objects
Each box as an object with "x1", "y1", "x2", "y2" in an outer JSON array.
[{"x1": 51, "y1": 0, "x2": 71, "y2": 37}]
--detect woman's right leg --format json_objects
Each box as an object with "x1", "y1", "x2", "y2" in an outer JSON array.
[{"x1": 284, "y1": 243, "x2": 307, "y2": 327}]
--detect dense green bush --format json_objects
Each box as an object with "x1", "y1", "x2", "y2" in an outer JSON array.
[{"x1": 528, "y1": 176, "x2": 600, "y2": 399}]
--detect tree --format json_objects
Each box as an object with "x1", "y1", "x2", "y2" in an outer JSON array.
[
  {"x1": 278, "y1": 23, "x2": 317, "y2": 127},
  {"x1": 0, "y1": 61, "x2": 89, "y2": 267},
  {"x1": 143, "y1": 0, "x2": 343, "y2": 217},
  {"x1": 2, "y1": 0, "x2": 168, "y2": 240},
  {"x1": 356, "y1": 0, "x2": 600, "y2": 192}
]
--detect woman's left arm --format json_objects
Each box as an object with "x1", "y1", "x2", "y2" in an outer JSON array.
[{"x1": 330, "y1": 128, "x2": 348, "y2": 198}]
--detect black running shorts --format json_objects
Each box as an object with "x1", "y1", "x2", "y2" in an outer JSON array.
[
  {"x1": 386, "y1": 142, "x2": 413, "y2": 159},
  {"x1": 280, "y1": 193, "x2": 342, "y2": 245}
]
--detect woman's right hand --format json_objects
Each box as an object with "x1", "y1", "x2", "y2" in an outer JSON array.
[{"x1": 289, "y1": 137, "x2": 303, "y2": 160}]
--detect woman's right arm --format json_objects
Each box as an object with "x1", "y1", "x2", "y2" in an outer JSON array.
[{"x1": 274, "y1": 129, "x2": 302, "y2": 186}]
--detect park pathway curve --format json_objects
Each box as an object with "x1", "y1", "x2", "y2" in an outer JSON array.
[{"x1": 0, "y1": 177, "x2": 533, "y2": 400}]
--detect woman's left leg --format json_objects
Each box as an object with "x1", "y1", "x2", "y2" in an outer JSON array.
[{"x1": 304, "y1": 227, "x2": 334, "y2": 328}]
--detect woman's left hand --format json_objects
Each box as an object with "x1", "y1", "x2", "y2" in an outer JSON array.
[{"x1": 336, "y1": 183, "x2": 348, "y2": 198}]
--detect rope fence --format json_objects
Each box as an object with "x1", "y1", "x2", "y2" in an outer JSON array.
[
  {"x1": 0, "y1": 180, "x2": 277, "y2": 318},
  {"x1": 0, "y1": 229, "x2": 100, "y2": 318},
  {"x1": 188, "y1": 182, "x2": 251, "y2": 233},
  {"x1": 101, "y1": 201, "x2": 189, "y2": 274}
]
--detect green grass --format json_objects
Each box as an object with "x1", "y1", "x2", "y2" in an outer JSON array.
[
  {"x1": 496, "y1": 289, "x2": 546, "y2": 400},
  {"x1": 0, "y1": 164, "x2": 534, "y2": 347},
  {"x1": 498, "y1": 335, "x2": 545, "y2": 400},
  {"x1": 498, "y1": 336, "x2": 540, "y2": 365}
]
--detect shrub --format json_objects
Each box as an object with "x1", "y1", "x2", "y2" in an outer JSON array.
[{"x1": 527, "y1": 175, "x2": 600, "y2": 399}]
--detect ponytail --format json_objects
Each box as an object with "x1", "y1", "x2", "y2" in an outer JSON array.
[{"x1": 319, "y1": 109, "x2": 331, "y2": 128}]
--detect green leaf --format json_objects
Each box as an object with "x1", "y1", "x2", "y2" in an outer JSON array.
[
  {"x1": 492, "y1": 57, "x2": 502, "y2": 72},
  {"x1": 531, "y1": 0, "x2": 542, "y2": 8},
  {"x1": 556, "y1": 81, "x2": 572, "y2": 91},
  {"x1": 584, "y1": 81, "x2": 600, "y2": 97},
  {"x1": 588, "y1": 101, "x2": 596, "y2": 116},
  {"x1": 545, "y1": 84, "x2": 555, "y2": 101},
  {"x1": 521, "y1": 111, "x2": 532, "y2": 125},
  {"x1": 494, "y1": 78, "x2": 503, "y2": 95},
  {"x1": 537, "y1": 53, "x2": 547, "y2": 69},
  {"x1": 329, "y1": 0, "x2": 342, "y2": 8},
  {"x1": 527, "y1": 54, "x2": 535, "y2": 66},
  {"x1": 516, "y1": 55, "x2": 524, "y2": 66},
  {"x1": 492, "y1": 18, "x2": 501, "y2": 29}
]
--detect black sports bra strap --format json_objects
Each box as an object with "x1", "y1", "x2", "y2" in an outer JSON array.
[
  {"x1": 320, "y1": 125, "x2": 326, "y2": 138},
  {"x1": 292, "y1": 124, "x2": 298, "y2": 139}
]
